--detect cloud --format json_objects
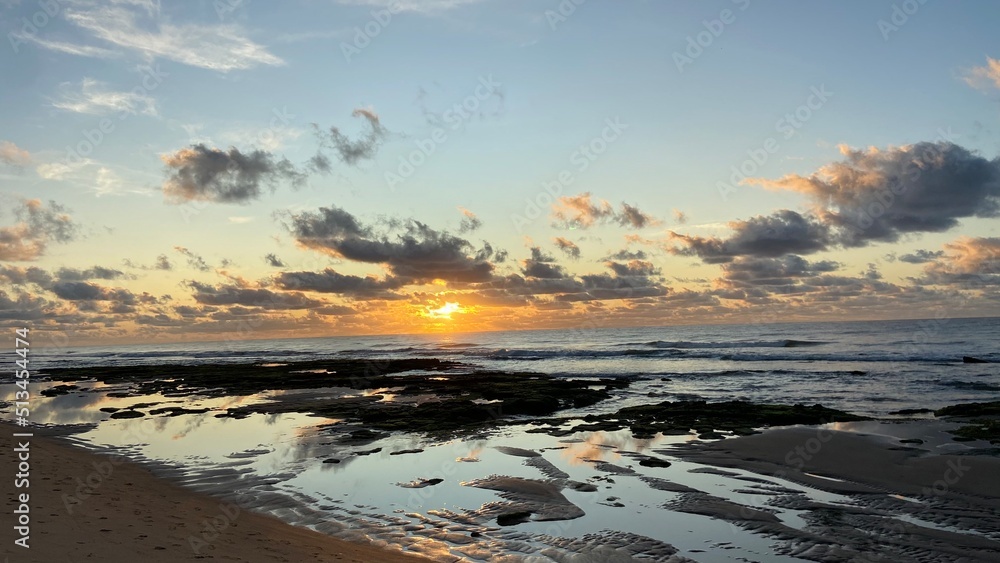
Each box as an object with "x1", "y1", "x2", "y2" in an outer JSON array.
[
  {"x1": 0, "y1": 200, "x2": 79, "y2": 261},
  {"x1": 718, "y1": 255, "x2": 841, "y2": 287},
  {"x1": 52, "y1": 3, "x2": 284, "y2": 72},
  {"x1": 964, "y1": 56, "x2": 1000, "y2": 91},
  {"x1": 672, "y1": 209, "x2": 688, "y2": 224},
  {"x1": 551, "y1": 193, "x2": 658, "y2": 229},
  {"x1": 921, "y1": 237, "x2": 1000, "y2": 287},
  {"x1": 173, "y1": 246, "x2": 211, "y2": 272},
  {"x1": 283, "y1": 205, "x2": 499, "y2": 283},
  {"x1": 264, "y1": 253, "x2": 285, "y2": 267},
  {"x1": 603, "y1": 248, "x2": 648, "y2": 261},
  {"x1": 0, "y1": 141, "x2": 31, "y2": 167},
  {"x1": 668, "y1": 210, "x2": 832, "y2": 263},
  {"x1": 51, "y1": 281, "x2": 137, "y2": 304},
  {"x1": 35, "y1": 158, "x2": 92, "y2": 181},
  {"x1": 553, "y1": 237, "x2": 580, "y2": 259},
  {"x1": 335, "y1": 0, "x2": 486, "y2": 13},
  {"x1": 898, "y1": 249, "x2": 945, "y2": 264},
  {"x1": 314, "y1": 108, "x2": 388, "y2": 165},
  {"x1": 274, "y1": 269, "x2": 405, "y2": 300},
  {"x1": 0, "y1": 266, "x2": 54, "y2": 288},
  {"x1": 52, "y1": 78, "x2": 157, "y2": 116},
  {"x1": 458, "y1": 207, "x2": 482, "y2": 233},
  {"x1": 521, "y1": 247, "x2": 568, "y2": 279},
  {"x1": 747, "y1": 142, "x2": 1000, "y2": 246},
  {"x1": 186, "y1": 281, "x2": 325, "y2": 310},
  {"x1": 161, "y1": 144, "x2": 305, "y2": 204},
  {"x1": 54, "y1": 266, "x2": 129, "y2": 282},
  {"x1": 125, "y1": 254, "x2": 173, "y2": 271}
]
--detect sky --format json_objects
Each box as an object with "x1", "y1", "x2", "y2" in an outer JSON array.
[{"x1": 1, "y1": 0, "x2": 1000, "y2": 346}]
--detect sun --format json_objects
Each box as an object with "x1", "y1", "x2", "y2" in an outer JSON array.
[{"x1": 425, "y1": 302, "x2": 465, "y2": 320}]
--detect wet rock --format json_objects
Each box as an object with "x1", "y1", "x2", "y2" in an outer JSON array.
[
  {"x1": 963, "y1": 356, "x2": 989, "y2": 363},
  {"x1": 935, "y1": 401, "x2": 1000, "y2": 417},
  {"x1": 389, "y1": 448, "x2": 424, "y2": 456},
  {"x1": 41, "y1": 384, "x2": 79, "y2": 397},
  {"x1": 323, "y1": 458, "x2": 341, "y2": 464},
  {"x1": 496, "y1": 511, "x2": 532, "y2": 526},
  {"x1": 889, "y1": 408, "x2": 933, "y2": 415},
  {"x1": 109, "y1": 409, "x2": 145, "y2": 419},
  {"x1": 148, "y1": 406, "x2": 211, "y2": 417},
  {"x1": 638, "y1": 457, "x2": 672, "y2": 468},
  {"x1": 397, "y1": 478, "x2": 443, "y2": 488}
]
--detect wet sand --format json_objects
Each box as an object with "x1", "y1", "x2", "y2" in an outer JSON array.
[{"x1": 0, "y1": 423, "x2": 434, "y2": 563}]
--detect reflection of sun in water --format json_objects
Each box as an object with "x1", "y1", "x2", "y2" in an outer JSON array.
[{"x1": 425, "y1": 302, "x2": 465, "y2": 320}]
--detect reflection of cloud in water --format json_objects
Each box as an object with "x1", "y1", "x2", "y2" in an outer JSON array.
[{"x1": 558, "y1": 430, "x2": 666, "y2": 467}]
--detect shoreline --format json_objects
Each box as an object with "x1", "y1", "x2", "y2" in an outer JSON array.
[{"x1": 0, "y1": 422, "x2": 434, "y2": 563}]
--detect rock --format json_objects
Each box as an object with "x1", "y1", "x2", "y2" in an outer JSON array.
[
  {"x1": 935, "y1": 401, "x2": 1000, "y2": 417},
  {"x1": 323, "y1": 458, "x2": 341, "y2": 464},
  {"x1": 109, "y1": 410, "x2": 145, "y2": 419},
  {"x1": 389, "y1": 448, "x2": 424, "y2": 456},
  {"x1": 496, "y1": 511, "x2": 532, "y2": 526},
  {"x1": 963, "y1": 356, "x2": 989, "y2": 363},
  {"x1": 889, "y1": 408, "x2": 933, "y2": 415},
  {"x1": 899, "y1": 438, "x2": 924, "y2": 444},
  {"x1": 639, "y1": 458, "x2": 672, "y2": 468}
]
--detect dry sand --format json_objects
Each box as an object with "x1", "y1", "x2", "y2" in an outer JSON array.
[{"x1": 0, "y1": 423, "x2": 434, "y2": 563}]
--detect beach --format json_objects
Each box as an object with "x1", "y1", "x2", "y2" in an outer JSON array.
[
  {"x1": 0, "y1": 423, "x2": 434, "y2": 563},
  {"x1": 3, "y1": 320, "x2": 999, "y2": 561}
]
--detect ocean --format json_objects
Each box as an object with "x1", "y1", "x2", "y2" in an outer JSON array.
[{"x1": 34, "y1": 316, "x2": 1000, "y2": 416}]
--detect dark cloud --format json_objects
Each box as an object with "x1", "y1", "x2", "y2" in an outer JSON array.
[
  {"x1": 314, "y1": 108, "x2": 387, "y2": 166},
  {"x1": 669, "y1": 210, "x2": 832, "y2": 263},
  {"x1": 551, "y1": 193, "x2": 659, "y2": 230},
  {"x1": 0, "y1": 290, "x2": 52, "y2": 321},
  {"x1": 0, "y1": 199, "x2": 79, "y2": 261},
  {"x1": 458, "y1": 208, "x2": 482, "y2": 234},
  {"x1": 898, "y1": 249, "x2": 945, "y2": 264},
  {"x1": 161, "y1": 144, "x2": 305, "y2": 204},
  {"x1": 275, "y1": 269, "x2": 405, "y2": 300},
  {"x1": 264, "y1": 253, "x2": 286, "y2": 267},
  {"x1": 55, "y1": 266, "x2": 128, "y2": 282},
  {"x1": 173, "y1": 246, "x2": 211, "y2": 272},
  {"x1": 553, "y1": 237, "x2": 581, "y2": 259},
  {"x1": 283, "y1": 205, "x2": 499, "y2": 283},
  {"x1": 749, "y1": 142, "x2": 1000, "y2": 245},
  {"x1": 719, "y1": 255, "x2": 841, "y2": 287},
  {"x1": 124, "y1": 254, "x2": 173, "y2": 271},
  {"x1": 186, "y1": 281, "x2": 325, "y2": 310},
  {"x1": 522, "y1": 247, "x2": 568, "y2": 279},
  {"x1": 619, "y1": 203, "x2": 656, "y2": 228},
  {"x1": 603, "y1": 248, "x2": 648, "y2": 261},
  {"x1": 0, "y1": 265, "x2": 54, "y2": 288},
  {"x1": 51, "y1": 281, "x2": 137, "y2": 304}
]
